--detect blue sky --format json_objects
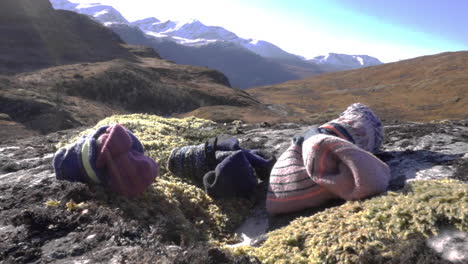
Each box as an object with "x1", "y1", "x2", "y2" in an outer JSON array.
[{"x1": 69, "y1": 0, "x2": 467, "y2": 62}]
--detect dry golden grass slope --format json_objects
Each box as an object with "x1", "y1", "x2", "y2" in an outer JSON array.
[{"x1": 248, "y1": 51, "x2": 468, "y2": 123}]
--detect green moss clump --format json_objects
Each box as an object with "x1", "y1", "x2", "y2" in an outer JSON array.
[
  {"x1": 84, "y1": 114, "x2": 221, "y2": 175},
  {"x1": 57, "y1": 114, "x2": 252, "y2": 243},
  {"x1": 150, "y1": 177, "x2": 251, "y2": 242},
  {"x1": 236, "y1": 179, "x2": 467, "y2": 264}
]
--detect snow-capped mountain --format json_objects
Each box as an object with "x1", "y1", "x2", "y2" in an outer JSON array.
[
  {"x1": 130, "y1": 17, "x2": 298, "y2": 60},
  {"x1": 49, "y1": 0, "x2": 382, "y2": 68},
  {"x1": 49, "y1": 0, "x2": 383, "y2": 89},
  {"x1": 131, "y1": 18, "x2": 238, "y2": 42},
  {"x1": 51, "y1": 0, "x2": 128, "y2": 24},
  {"x1": 310, "y1": 53, "x2": 382, "y2": 69}
]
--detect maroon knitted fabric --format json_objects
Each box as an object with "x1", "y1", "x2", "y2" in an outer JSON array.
[{"x1": 96, "y1": 124, "x2": 159, "y2": 197}]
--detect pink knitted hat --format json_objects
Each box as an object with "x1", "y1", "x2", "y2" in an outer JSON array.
[
  {"x1": 302, "y1": 134, "x2": 390, "y2": 200},
  {"x1": 266, "y1": 103, "x2": 390, "y2": 215},
  {"x1": 266, "y1": 140, "x2": 336, "y2": 214},
  {"x1": 266, "y1": 135, "x2": 390, "y2": 215},
  {"x1": 320, "y1": 103, "x2": 383, "y2": 153},
  {"x1": 96, "y1": 124, "x2": 159, "y2": 197}
]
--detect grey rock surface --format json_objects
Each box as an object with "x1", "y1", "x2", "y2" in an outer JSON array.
[
  {"x1": 231, "y1": 120, "x2": 468, "y2": 263},
  {"x1": 1, "y1": 120, "x2": 467, "y2": 263},
  {"x1": 235, "y1": 120, "x2": 468, "y2": 186}
]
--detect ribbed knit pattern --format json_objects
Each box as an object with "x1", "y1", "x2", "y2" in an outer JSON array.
[
  {"x1": 267, "y1": 134, "x2": 390, "y2": 215},
  {"x1": 266, "y1": 142, "x2": 336, "y2": 214},
  {"x1": 303, "y1": 134, "x2": 390, "y2": 200},
  {"x1": 167, "y1": 143, "x2": 213, "y2": 180},
  {"x1": 321, "y1": 103, "x2": 384, "y2": 153},
  {"x1": 168, "y1": 136, "x2": 276, "y2": 199}
]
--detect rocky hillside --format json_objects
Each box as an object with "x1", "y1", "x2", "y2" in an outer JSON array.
[
  {"x1": 248, "y1": 51, "x2": 468, "y2": 123},
  {"x1": 0, "y1": 50, "x2": 283, "y2": 139},
  {"x1": 0, "y1": 115, "x2": 467, "y2": 263},
  {"x1": 0, "y1": 0, "x2": 135, "y2": 75}
]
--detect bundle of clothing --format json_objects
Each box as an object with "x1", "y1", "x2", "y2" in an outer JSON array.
[
  {"x1": 266, "y1": 103, "x2": 391, "y2": 214},
  {"x1": 53, "y1": 124, "x2": 159, "y2": 197},
  {"x1": 167, "y1": 136, "x2": 276, "y2": 199}
]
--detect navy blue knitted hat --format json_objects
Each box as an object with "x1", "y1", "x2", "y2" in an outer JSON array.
[{"x1": 203, "y1": 150, "x2": 257, "y2": 198}]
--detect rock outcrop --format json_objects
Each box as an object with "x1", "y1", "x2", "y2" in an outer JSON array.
[{"x1": 0, "y1": 116, "x2": 467, "y2": 263}]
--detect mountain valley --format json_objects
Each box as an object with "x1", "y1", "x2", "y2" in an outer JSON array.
[{"x1": 49, "y1": 0, "x2": 383, "y2": 89}]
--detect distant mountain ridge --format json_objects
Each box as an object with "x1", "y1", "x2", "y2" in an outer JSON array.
[
  {"x1": 310, "y1": 53, "x2": 382, "y2": 69},
  {"x1": 49, "y1": 0, "x2": 383, "y2": 88},
  {"x1": 130, "y1": 17, "x2": 302, "y2": 61}
]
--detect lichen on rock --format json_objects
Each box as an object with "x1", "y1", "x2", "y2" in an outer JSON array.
[{"x1": 235, "y1": 179, "x2": 467, "y2": 264}]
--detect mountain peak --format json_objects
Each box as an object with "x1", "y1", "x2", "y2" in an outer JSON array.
[
  {"x1": 131, "y1": 17, "x2": 160, "y2": 24},
  {"x1": 50, "y1": 0, "x2": 129, "y2": 24},
  {"x1": 310, "y1": 53, "x2": 382, "y2": 69},
  {"x1": 172, "y1": 18, "x2": 205, "y2": 31},
  {"x1": 178, "y1": 18, "x2": 201, "y2": 25}
]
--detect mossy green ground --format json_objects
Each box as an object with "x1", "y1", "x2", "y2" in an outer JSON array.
[
  {"x1": 234, "y1": 179, "x2": 467, "y2": 264},
  {"x1": 58, "y1": 114, "x2": 251, "y2": 244},
  {"x1": 59, "y1": 114, "x2": 467, "y2": 262}
]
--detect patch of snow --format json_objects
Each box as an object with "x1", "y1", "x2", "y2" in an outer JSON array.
[
  {"x1": 162, "y1": 19, "x2": 195, "y2": 34},
  {"x1": 355, "y1": 56, "x2": 364, "y2": 65},
  {"x1": 145, "y1": 31, "x2": 169, "y2": 38},
  {"x1": 93, "y1": 10, "x2": 108, "y2": 17},
  {"x1": 250, "y1": 39, "x2": 259, "y2": 45},
  {"x1": 171, "y1": 36, "x2": 217, "y2": 44},
  {"x1": 75, "y1": 3, "x2": 101, "y2": 9}
]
